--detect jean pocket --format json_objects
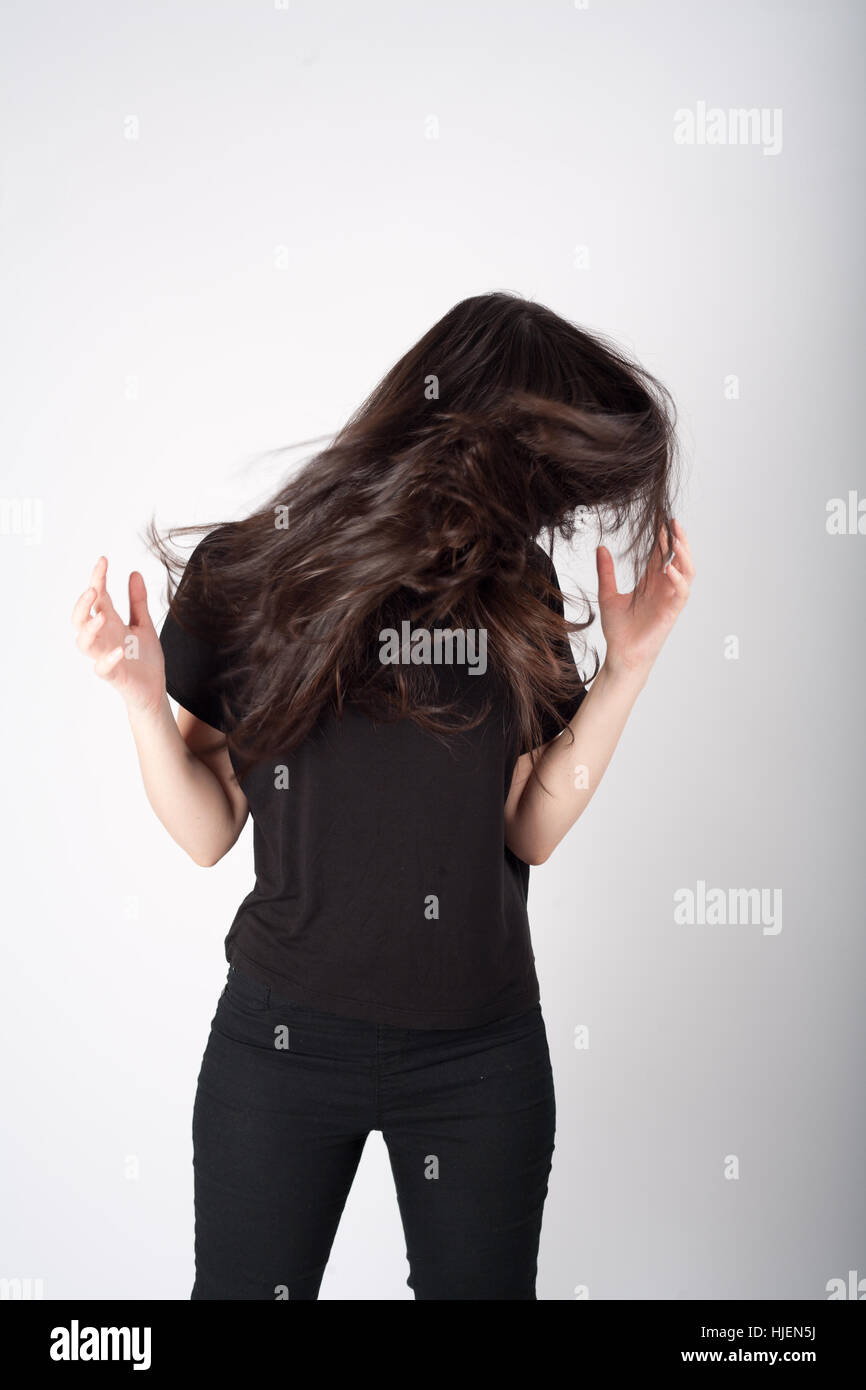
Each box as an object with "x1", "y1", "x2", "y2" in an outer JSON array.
[{"x1": 223, "y1": 964, "x2": 272, "y2": 1012}]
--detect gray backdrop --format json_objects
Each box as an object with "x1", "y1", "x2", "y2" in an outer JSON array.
[{"x1": 1, "y1": 0, "x2": 863, "y2": 1299}]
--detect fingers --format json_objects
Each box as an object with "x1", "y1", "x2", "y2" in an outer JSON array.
[
  {"x1": 93, "y1": 645, "x2": 126, "y2": 680},
  {"x1": 651, "y1": 520, "x2": 673, "y2": 572},
  {"x1": 76, "y1": 610, "x2": 107, "y2": 653},
  {"x1": 71, "y1": 585, "x2": 96, "y2": 628},
  {"x1": 669, "y1": 518, "x2": 696, "y2": 582},
  {"x1": 662, "y1": 518, "x2": 693, "y2": 605},
  {"x1": 73, "y1": 558, "x2": 122, "y2": 663},
  {"x1": 596, "y1": 545, "x2": 619, "y2": 602},
  {"x1": 128, "y1": 570, "x2": 154, "y2": 630},
  {"x1": 87, "y1": 555, "x2": 121, "y2": 625},
  {"x1": 89, "y1": 555, "x2": 108, "y2": 602},
  {"x1": 73, "y1": 557, "x2": 136, "y2": 685},
  {"x1": 665, "y1": 556, "x2": 690, "y2": 604},
  {"x1": 72, "y1": 558, "x2": 110, "y2": 627}
]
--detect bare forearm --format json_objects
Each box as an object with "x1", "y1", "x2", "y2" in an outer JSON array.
[
  {"x1": 508, "y1": 660, "x2": 648, "y2": 863},
  {"x1": 126, "y1": 695, "x2": 241, "y2": 866}
]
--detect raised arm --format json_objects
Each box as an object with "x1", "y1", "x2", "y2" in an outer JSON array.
[
  {"x1": 505, "y1": 520, "x2": 694, "y2": 865},
  {"x1": 72, "y1": 556, "x2": 248, "y2": 867}
]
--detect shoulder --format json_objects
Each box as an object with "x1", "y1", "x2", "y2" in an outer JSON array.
[
  {"x1": 175, "y1": 523, "x2": 241, "y2": 606},
  {"x1": 526, "y1": 538, "x2": 565, "y2": 608},
  {"x1": 527, "y1": 538, "x2": 557, "y2": 580},
  {"x1": 183, "y1": 521, "x2": 238, "y2": 572},
  {"x1": 168, "y1": 523, "x2": 243, "y2": 646}
]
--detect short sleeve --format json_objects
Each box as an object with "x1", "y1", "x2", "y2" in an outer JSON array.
[
  {"x1": 159, "y1": 537, "x2": 231, "y2": 733},
  {"x1": 531, "y1": 548, "x2": 588, "y2": 749}
]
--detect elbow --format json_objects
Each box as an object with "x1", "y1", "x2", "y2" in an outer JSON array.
[
  {"x1": 188, "y1": 847, "x2": 224, "y2": 868},
  {"x1": 505, "y1": 828, "x2": 555, "y2": 867},
  {"x1": 523, "y1": 848, "x2": 552, "y2": 867},
  {"x1": 187, "y1": 818, "x2": 245, "y2": 868},
  {"x1": 509, "y1": 839, "x2": 553, "y2": 867}
]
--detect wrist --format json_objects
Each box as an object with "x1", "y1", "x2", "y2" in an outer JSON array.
[
  {"x1": 597, "y1": 654, "x2": 651, "y2": 694},
  {"x1": 126, "y1": 690, "x2": 172, "y2": 734}
]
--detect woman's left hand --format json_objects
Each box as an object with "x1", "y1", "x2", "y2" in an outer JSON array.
[{"x1": 596, "y1": 518, "x2": 695, "y2": 680}]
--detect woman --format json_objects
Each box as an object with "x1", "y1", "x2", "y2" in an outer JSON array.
[{"x1": 72, "y1": 291, "x2": 694, "y2": 1300}]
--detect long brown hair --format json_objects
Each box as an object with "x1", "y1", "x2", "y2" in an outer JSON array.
[{"x1": 148, "y1": 291, "x2": 678, "y2": 778}]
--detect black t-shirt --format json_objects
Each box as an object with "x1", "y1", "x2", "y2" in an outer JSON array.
[{"x1": 159, "y1": 537, "x2": 587, "y2": 1028}]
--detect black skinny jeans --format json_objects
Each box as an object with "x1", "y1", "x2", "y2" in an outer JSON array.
[{"x1": 191, "y1": 964, "x2": 557, "y2": 1300}]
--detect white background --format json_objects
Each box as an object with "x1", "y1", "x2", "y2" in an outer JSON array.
[{"x1": 2, "y1": 0, "x2": 864, "y2": 1299}]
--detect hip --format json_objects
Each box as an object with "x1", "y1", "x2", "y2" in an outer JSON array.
[{"x1": 196, "y1": 963, "x2": 555, "y2": 1130}]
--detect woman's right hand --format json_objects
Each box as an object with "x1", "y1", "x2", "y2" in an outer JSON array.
[{"x1": 72, "y1": 556, "x2": 166, "y2": 716}]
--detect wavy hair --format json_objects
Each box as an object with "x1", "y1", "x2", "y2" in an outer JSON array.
[{"x1": 148, "y1": 291, "x2": 678, "y2": 779}]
